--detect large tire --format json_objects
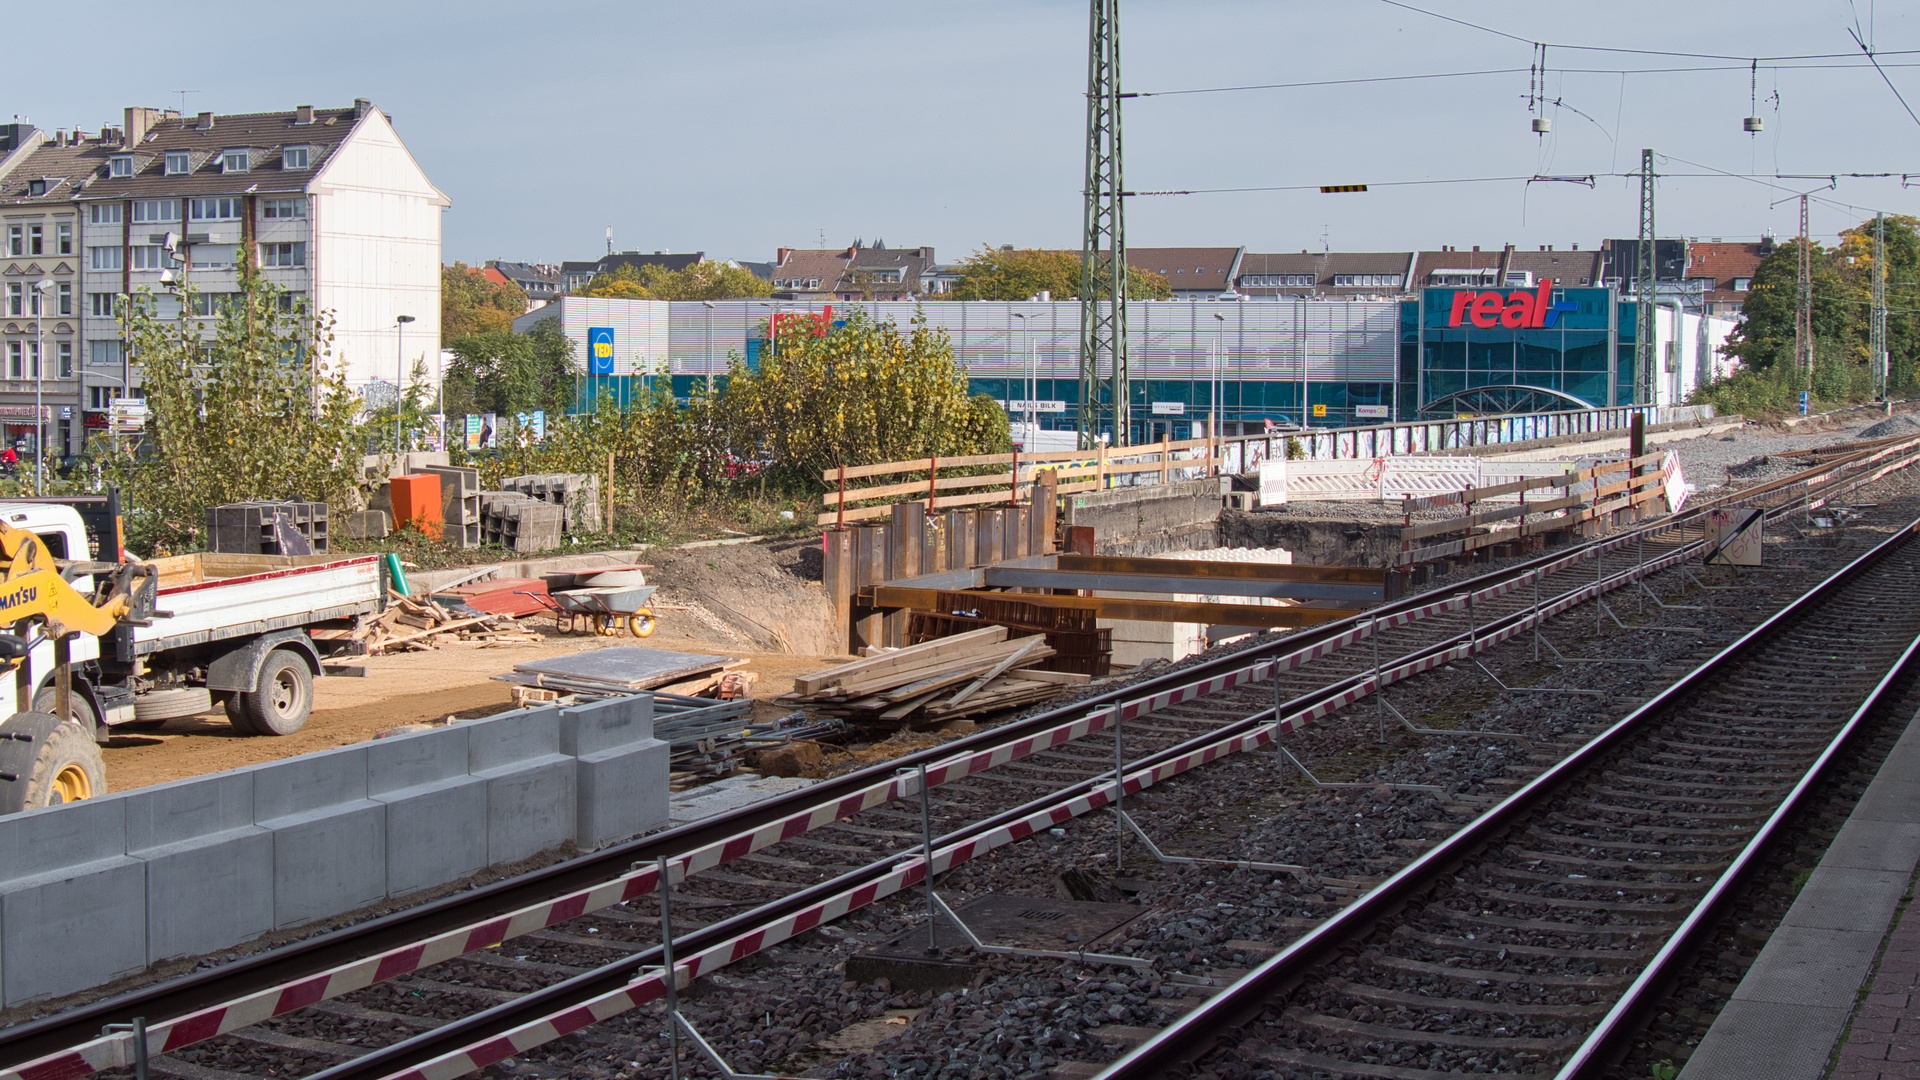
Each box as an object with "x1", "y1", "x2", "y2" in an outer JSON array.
[
  {"x1": 0, "y1": 712, "x2": 105, "y2": 813},
  {"x1": 234, "y1": 649, "x2": 313, "y2": 736},
  {"x1": 32, "y1": 687, "x2": 98, "y2": 741},
  {"x1": 134, "y1": 687, "x2": 213, "y2": 722}
]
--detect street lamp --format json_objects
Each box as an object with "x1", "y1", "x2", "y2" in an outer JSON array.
[
  {"x1": 1010, "y1": 311, "x2": 1030, "y2": 445},
  {"x1": 394, "y1": 315, "x2": 415, "y2": 463},
  {"x1": 701, "y1": 300, "x2": 716, "y2": 394},
  {"x1": 32, "y1": 280, "x2": 54, "y2": 494}
]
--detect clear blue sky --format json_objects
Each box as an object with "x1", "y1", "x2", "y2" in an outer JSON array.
[{"x1": 13, "y1": 1, "x2": 1916, "y2": 266}]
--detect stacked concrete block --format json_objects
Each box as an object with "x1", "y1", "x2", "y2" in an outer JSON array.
[
  {"x1": 561, "y1": 695, "x2": 670, "y2": 849},
  {"x1": 255, "y1": 746, "x2": 388, "y2": 929},
  {"x1": 345, "y1": 510, "x2": 390, "y2": 540},
  {"x1": 0, "y1": 799, "x2": 146, "y2": 1004},
  {"x1": 0, "y1": 693, "x2": 668, "y2": 1007},
  {"x1": 368, "y1": 725, "x2": 488, "y2": 897},
  {"x1": 502, "y1": 473, "x2": 603, "y2": 534},
  {"x1": 127, "y1": 771, "x2": 273, "y2": 963},
  {"x1": 207, "y1": 501, "x2": 330, "y2": 555},
  {"x1": 480, "y1": 491, "x2": 564, "y2": 553},
  {"x1": 421, "y1": 465, "x2": 482, "y2": 549}
]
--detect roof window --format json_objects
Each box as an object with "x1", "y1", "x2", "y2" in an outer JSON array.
[
  {"x1": 221, "y1": 149, "x2": 249, "y2": 174},
  {"x1": 109, "y1": 155, "x2": 135, "y2": 178},
  {"x1": 282, "y1": 145, "x2": 310, "y2": 170},
  {"x1": 164, "y1": 151, "x2": 190, "y2": 175}
]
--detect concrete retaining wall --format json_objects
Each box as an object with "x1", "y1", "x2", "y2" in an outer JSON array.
[
  {"x1": 1061, "y1": 477, "x2": 1227, "y2": 557},
  {"x1": 0, "y1": 695, "x2": 668, "y2": 1008}
]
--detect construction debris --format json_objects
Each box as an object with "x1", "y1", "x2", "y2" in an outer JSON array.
[
  {"x1": 778, "y1": 626, "x2": 1089, "y2": 726},
  {"x1": 313, "y1": 590, "x2": 540, "y2": 657}
]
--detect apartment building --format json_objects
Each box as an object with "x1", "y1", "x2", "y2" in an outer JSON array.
[
  {"x1": 71, "y1": 101, "x2": 446, "y2": 421},
  {"x1": 0, "y1": 125, "x2": 84, "y2": 453}
]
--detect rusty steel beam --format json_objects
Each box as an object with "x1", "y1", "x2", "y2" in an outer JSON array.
[
  {"x1": 977, "y1": 566, "x2": 1383, "y2": 602},
  {"x1": 867, "y1": 585, "x2": 1360, "y2": 628},
  {"x1": 1052, "y1": 554, "x2": 1385, "y2": 585}
]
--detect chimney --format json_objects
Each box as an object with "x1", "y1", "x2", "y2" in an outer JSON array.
[
  {"x1": 353, "y1": 98, "x2": 371, "y2": 119},
  {"x1": 1572, "y1": 242, "x2": 1580, "y2": 251},
  {"x1": 776, "y1": 248, "x2": 791, "y2": 265},
  {"x1": 53, "y1": 130, "x2": 65, "y2": 147},
  {"x1": 123, "y1": 107, "x2": 165, "y2": 145},
  {"x1": 196, "y1": 111, "x2": 214, "y2": 130},
  {"x1": 295, "y1": 105, "x2": 314, "y2": 125},
  {"x1": 1472, "y1": 245, "x2": 1480, "y2": 252}
]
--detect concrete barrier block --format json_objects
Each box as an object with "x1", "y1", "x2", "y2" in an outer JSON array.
[
  {"x1": 126, "y1": 771, "x2": 254, "y2": 851},
  {"x1": 559, "y1": 695, "x2": 653, "y2": 755},
  {"x1": 0, "y1": 796, "x2": 129, "y2": 880},
  {"x1": 575, "y1": 738, "x2": 670, "y2": 850},
  {"x1": 265, "y1": 802, "x2": 386, "y2": 929},
  {"x1": 368, "y1": 725, "x2": 470, "y2": 796},
  {"x1": 478, "y1": 758, "x2": 575, "y2": 865},
  {"x1": 377, "y1": 776, "x2": 488, "y2": 897},
  {"x1": 0, "y1": 857, "x2": 146, "y2": 1006},
  {"x1": 138, "y1": 828, "x2": 274, "y2": 963},
  {"x1": 468, "y1": 708, "x2": 559, "y2": 773},
  {"x1": 254, "y1": 746, "x2": 370, "y2": 821}
]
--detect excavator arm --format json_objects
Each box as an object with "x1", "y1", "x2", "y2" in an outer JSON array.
[{"x1": 0, "y1": 521, "x2": 155, "y2": 644}]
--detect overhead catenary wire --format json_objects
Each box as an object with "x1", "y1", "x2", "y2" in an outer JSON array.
[{"x1": 1126, "y1": 60, "x2": 1920, "y2": 100}]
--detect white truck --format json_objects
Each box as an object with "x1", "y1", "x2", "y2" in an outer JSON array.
[{"x1": 0, "y1": 502, "x2": 383, "y2": 743}]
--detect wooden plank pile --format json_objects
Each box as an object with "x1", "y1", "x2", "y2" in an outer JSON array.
[
  {"x1": 778, "y1": 626, "x2": 1090, "y2": 726},
  {"x1": 314, "y1": 591, "x2": 541, "y2": 657}
]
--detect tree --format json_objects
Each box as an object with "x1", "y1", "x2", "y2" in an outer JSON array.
[
  {"x1": 1720, "y1": 239, "x2": 1848, "y2": 374},
  {"x1": 633, "y1": 261, "x2": 772, "y2": 301},
  {"x1": 950, "y1": 246, "x2": 1173, "y2": 301},
  {"x1": 444, "y1": 317, "x2": 577, "y2": 417},
  {"x1": 96, "y1": 252, "x2": 363, "y2": 553},
  {"x1": 440, "y1": 262, "x2": 527, "y2": 344},
  {"x1": 578, "y1": 263, "x2": 650, "y2": 299}
]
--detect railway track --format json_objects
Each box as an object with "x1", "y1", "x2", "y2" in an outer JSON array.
[
  {"x1": 1098, "y1": 516, "x2": 1920, "y2": 1080},
  {"x1": 3, "y1": 435, "x2": 1917, "y2": 1080}
]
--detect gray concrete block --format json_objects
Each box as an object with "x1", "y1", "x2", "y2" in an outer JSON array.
[
  {"x1": 368, "y1": 725, "x2": 470, "y2": 796},
  {"x1": 1726, "y1": 925, "x2": 1880, "y2": 1008},
  {"x1": 575, "y1": 739, "x2": 670, "y2": 850},
  {"x1": 126, "y1": 771, "x2": 254, "y2": 852},
  {"x1": 377, "y1": 776, "x2": 488, "y2": 897},
  {"x1": 559, "y1": 696, "x2": 653, "y2": 755},
  {"x1": 253, "y1": 746, "x2": 370, "y2": 821},
  {"x1": 1679, "y1": 999, "x2": 1849, "y2": 1080},
  {"x1": 0, "y1": 857, "x2": 146, "y2": 1006},
  {"x1": 468, "y1": 708, "x2": 559, "y2": 773},
  {"x1": 1814, "y1": 820, "x2": 1920, "y2": 872},
  {"x1": 138, "y1": 828, "x2": 274, "y2": 963},
  {"x1": 0, "y1": 796, "x2": 129, "y2": 880},
  {"x1": 266, "y1": 802, "x2": 386, "y2": 929},
  {"x1": 1851, "y1": 778, "x2": 1920, "y2": 823},
  {"x1": 479, "y1": 758, "x2": 575, "y2": 865},
  {"x1": 1781, "y1": 868, "x2": 1910, "y2": 933}
]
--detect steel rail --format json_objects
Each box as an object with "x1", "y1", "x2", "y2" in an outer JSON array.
[
  {"x1": 1093, "y1": 515, "x2": 1920, "y2": 1079},
  {"x1": 0, "y1": 438, "x2": 1909, "y2": 1078}
]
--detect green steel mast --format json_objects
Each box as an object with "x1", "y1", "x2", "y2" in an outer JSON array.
[{"x1": 1078, "y1": 0, "x2": 1128, "y2": 447}]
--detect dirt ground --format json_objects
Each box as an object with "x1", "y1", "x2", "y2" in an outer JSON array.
[{"x1": 100, "y1": 536, "x2": 849, "y2": 793}]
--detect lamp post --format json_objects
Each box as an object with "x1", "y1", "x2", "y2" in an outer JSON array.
[
  {"x1": 1211, "y1": 311, "x2": 1227, "y2": 446},
  {"x1": 32, "y1": 280, "x2": 54, "y2": 494},
  {"x1": 701, "y1": 300, "x2": 716, "y2": 394},
  {"x1": 394, "y1": 315, "x2": 415, "y2": 463},
  {"x1": 1010, "y1": 311, "x2": 1030, "y2": 445}
]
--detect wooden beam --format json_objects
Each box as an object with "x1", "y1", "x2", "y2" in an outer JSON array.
[{"x1": 868, "y1": 586, "x2": 1361, "y2": 628}]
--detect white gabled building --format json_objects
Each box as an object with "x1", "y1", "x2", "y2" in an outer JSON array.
[{"x1": 71, "y1": 101, "x2": 446, "y2": 425}]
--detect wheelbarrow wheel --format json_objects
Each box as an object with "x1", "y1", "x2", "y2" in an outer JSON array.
[
  {"x1": 595, "y1": 614, "x2": 618, "y2": 636},
  {"x1": 627, "y1": 609, "x2": 656, "y2": 638}
]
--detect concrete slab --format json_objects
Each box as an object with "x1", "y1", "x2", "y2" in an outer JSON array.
[
  {"x1": 575, "y1": 739, "x2": 668, "y2": 849},
  {"x1": 1679, "y1": 1001, "x2": 1850, "y2": 1080},
  {"x1": 1850, "y1": 778, "x2": 1920, "y2": 824},
  {"x1": 1780, "y1": 869, "x2": 1910, "y2": 933},
  {"x1": 125, "y1": 772, "x2": 254, "y2": 852},
  {"x1": 253, "y1": 746, "x2": 370, "y2": 820},
  {"x1": 467, "y1": 708, "x2": 559, "y2": 773},
  {"x1": 265, "y1": 803, "x2": 386, "y2": 929},
  {"x1": 0, "y1": 858, "x2": 146, "y2": 1006},
  {"x1": 1814, "y1": 821, "x2": 1920, "y2": 873},
  {"x1": 138, "y1": 828, "x2": 274, "y2": 963},
  {"x1": 668, "y1": 775, "x2": 816, "y2": 827},
  {"x1": 367, "y1": 724, "x2": 470, "y2": 796},
  {"x1": 559, "y1": 695, "x2": 653, "y2": 754},
  {"x1": 1727, "y1": 925, "x2": 1883, "y2": 1008},
  {"x1": 377, "y1": 776, "x2": 488, "y2": 897},
  {"x1": 478, "y1": 758, "x2": 575, "y2": 865}
]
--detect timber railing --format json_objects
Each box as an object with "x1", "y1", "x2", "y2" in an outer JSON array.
[{"x1": 1395, "y1": 452, "x2": 1675, "y2": 568}]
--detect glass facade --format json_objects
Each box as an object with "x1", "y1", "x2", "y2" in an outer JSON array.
[{"x1": 1416, "y1": 287, "x2": 1633, "y2": 410}]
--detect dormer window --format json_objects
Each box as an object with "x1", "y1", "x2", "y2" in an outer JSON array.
[
  {"x1": 164, "y1": 151, "x2": 190, "y2": 175},
  {"x1": 282, "y1": 145, "x2": 310, "y2": 170},
  {"x1": 109, "y1": 155, "x2": 135, "y2": 178},
  {"x1": 26, "y1": 179, "x2": 46, "y2": 197},
  {"x1": 221, "y1": 149, "x2": 249, "y2": 173}
]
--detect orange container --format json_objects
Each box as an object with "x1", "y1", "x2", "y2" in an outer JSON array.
[{"x1": 389, "y1": 473, "x2": 443, "y2": 540}]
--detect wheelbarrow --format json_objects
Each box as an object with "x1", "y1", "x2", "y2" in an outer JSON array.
[{"x1": 556, "y1": 584, "x2": 659, "y2": 638}]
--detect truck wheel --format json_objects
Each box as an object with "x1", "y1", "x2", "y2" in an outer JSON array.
[
  {"x1": 235, "y1": 650, "x2": 313, "y2": 736},
  {"x1": 134, "y1": 687, "x2": 214, "y2": 722},
  {"x1": 32, "y1": 688, "x2": 98, "y2": 741},
  {"x1": 0, "y1": 713, "x2": 105, "y2": 813}
]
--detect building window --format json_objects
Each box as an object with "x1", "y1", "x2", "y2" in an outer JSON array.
[
  {"x1": 1732, "y1": 277, "x2": 1752, "y2": 291},
  {"x1": 282, "y1": 146, "x2": 310, "y2": 169},
  {"x1": 89, "y1": 341, "x2": 123, "y2": 368},
  {"x1": 190, "y1": 292, "x2": 240, "y2": 316},
  {"x1": 26, "y1": 342, "x2": 39, "y2": 379},
  {"x1": 56, "y1": 341, "x2": 71, "y2": 379},
  {"x1": 806, "y1": 278, "x2": 819, "y2": 288},
  {"x1": 55, "y1": 222, "x2": 71, "y2": 254},
  {"x1": 1687, "y1": 276, "x2": 1716, "y2": 292},
  {"x1": 109, "y1": 155, "x2": 134, "y2": 178},
  {"x1": 7, "y1": 343, "x2": 18, "y2": 378},
  {"x1": 189, "y1": 246, "x2": 236, "y2": 271},
  {"x1": 131, "y1": 199, "x2": 180, "y2": 224},
  {"x1": 27, "y1": 286, "x2": 41, "y2": 317},
  {"x1": 1332, "y1": 274, "x2": 1400, "y2": 288},
  {"x1": 260, "y1": 242, "x2": 306, "y2": 268},
  {"x1": 189, "y1": 197, "x2": 242, "y2": 221},
  {"x1": 5, "y1": 225, "x2": 19, "y2": 256},
  {"x1": 89, "y1": 292, "x2": 125, "y2": 318},
  {"x1": 221, "y1": 149, "x2": 249, "y2": 173},
  {"x1": 275, "y1": 292, "x2": 305, "y2": 312},
  {"x1": 261, "y1": 198, "x2": 305, "y2": 219},
  {"x1": 6, "y1": 283, "x2": 19, "y2": 316},
  {"x1": 88, "y1": 204, "x2": 121, "y2": 226},
  {"x1": 56, "y1": 282, "x2": 70, "y2": 316},
  {"x1": 164, "y1": 151, "x2": 190, "y2": 175},
  {"x1": 130, "y1": 246, "x2": 175, "y2": 271},
  {"x1": 26, "y1": 179, "x2": 45, "y2": 197}
]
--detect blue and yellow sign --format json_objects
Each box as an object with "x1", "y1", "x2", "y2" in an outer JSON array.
[{"x1": 587, "y1": 327, "x2": 615, "y2": 375}]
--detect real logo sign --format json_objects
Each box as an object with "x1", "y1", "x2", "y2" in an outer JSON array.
[{"x1": 1446, "y1": 281, "x2": 1579, "y2": 329}]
